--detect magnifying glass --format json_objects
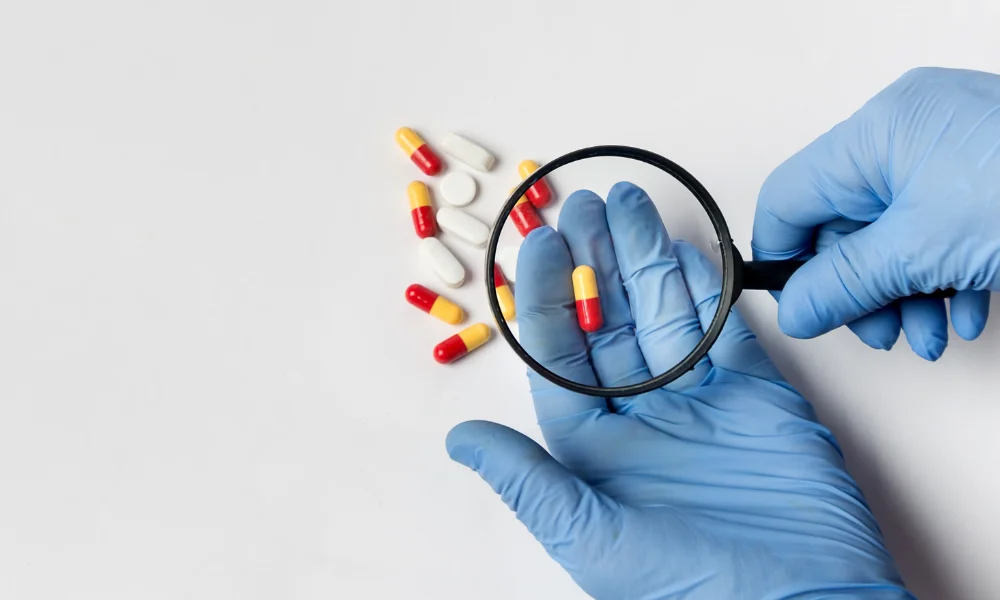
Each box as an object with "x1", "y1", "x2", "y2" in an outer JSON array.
[{"x1": 485, "y1": 145, "x2": 955, "y2": 399}]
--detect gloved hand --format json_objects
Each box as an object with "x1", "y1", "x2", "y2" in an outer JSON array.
[
  {"x1": 753, "y1": 67, "x2": 1000, "y2": 361},
  {"x1": 447, "y1": 183, "x2": 912, "y2": 599}
]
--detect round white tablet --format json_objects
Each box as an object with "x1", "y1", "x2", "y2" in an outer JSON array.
[
  {"x1": 496, "y1": 245, "x2": 520, "y2": 283},
  {"x1": 440, "y1": 172, "x2": 477, "y2": 207}
]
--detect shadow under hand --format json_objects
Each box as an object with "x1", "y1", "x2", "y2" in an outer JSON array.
[{"x1": 739, "y1": 306, "x2": 958, "y2": 600}]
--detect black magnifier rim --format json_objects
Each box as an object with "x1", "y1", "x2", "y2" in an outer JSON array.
[{"x1": 485, "y1": 145, "x2": 738, "y2": 398}]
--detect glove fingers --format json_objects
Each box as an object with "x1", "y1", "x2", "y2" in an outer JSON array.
[
  {"x1": 777, "y1": 215, "x2": 911, "y2": 339},
  {"x1": 604, "y1": 182, "x2": 711, "y2": 394},
  {"x1": 445, "y1": 420, "x2": 619, "y2": 561},
  {"x1": 812, "y1": 220, "x2": 903, "y2": 351},
  {"x1": 671, "y1": 241, "x2": 784, "y2": 382},
  {"x1": 751, "y1": 115, "x2": 889, "y2": 261},
  {"x1": 899, "y1": 296, "x2": 949, "y2": 361},
  {"x1": 557, "y1": 191, "x2": 652, "y2": 388},
  {"x1": 845, "y1": 305, "x2": 902, "y2": 351},
  {"x1": 950, "y1": 289, "x2": 991, "y2": 341},
  {"x1": 516, "y1": 228, "x2": 608, "y2": 423}
]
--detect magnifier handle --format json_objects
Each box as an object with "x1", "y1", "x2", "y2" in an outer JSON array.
[{"x1": 741, "y1": 259, "x2": 957, "y2": 299}]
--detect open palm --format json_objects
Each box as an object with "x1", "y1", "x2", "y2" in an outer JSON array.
[{"x1": 447, "y1": 183, "x2": 912, "y2": 599}]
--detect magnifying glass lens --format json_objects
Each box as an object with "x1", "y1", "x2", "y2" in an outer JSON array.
[
  {"x1": 493, "y1": 154, "x2": 725, "y2": 397},
  {"x1": 489, "y1": 146, "x2": 958, "y2": 398}
]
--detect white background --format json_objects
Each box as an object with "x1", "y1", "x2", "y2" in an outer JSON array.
[{"x1": 1, "y1": 1, "x2": 999, "y2": 599}]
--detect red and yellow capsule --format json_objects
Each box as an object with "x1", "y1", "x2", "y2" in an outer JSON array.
[
  {"x1": 434, "y1": 323, "x2": 491, "y2": 364},
  {"x1": 509, "y1": 188, "x2": 543, "y2": 237},
  {"x1": 518, "y1": 160, "x2": 553, "y2": 208},
  {"x1": 572, "y1": 265, "x2": 603, "y2": 333},
  {"x1": 408, "y1": 181, "x2": 436, "y2": 239},
  {"x1": 493, "y1": 264, "x2": 515, "y2": 321},
  {"x1": 396, "y1": 127, "x2": 443, "y2": 176},
  {"x1": 405, "y1": 284, "x2": 465, "y2": 325}
]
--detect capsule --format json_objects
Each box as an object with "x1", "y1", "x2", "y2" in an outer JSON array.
[
  {"x1": 518, "y1": 160, "x2": 553, "y2": 208},
  {"x1": 496, "y1": 244, "x2": 520, "y2": 283},
  {"x1": 408, "y1": 181, "x2": 436, "y2": 239},
  {"x1": 396, "y1": 127, "x2": 443, "y2": 176},
  {"x1": 509, "y1": 188, "x2": 543, "y2": 237},
  {"x1": 436, "y1": 207, "x2": 489, "y2": 247},
  {"x1": 405, "y1": 284, "x2": 465, "y2": 325},
  {"x1": 493, "y1": 264, "x2": 515, "y2": 321},
  {"x1": 441, "y1": 133, "x2": 495, "y2": 172},
  {"x1": 572, "y1": 265, "x2": 603, "y2": 333},
  {"x1": 434, "y1": 323, "x2": 492, "y2": 364},
  {"x1": 419, "y1": 237, "x2": 466, "y2": 288}
]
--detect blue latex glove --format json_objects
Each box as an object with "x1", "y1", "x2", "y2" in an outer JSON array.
[
  {"x1": 447, "y1": 184, "x2": 913, "y2": 599},
  {"x1": 753, "y1": 67, "x2": 999, "y2": 360}
]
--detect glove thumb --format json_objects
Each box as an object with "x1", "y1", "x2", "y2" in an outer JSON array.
[
  {"x1": 446, "y1": 420, "x2": 618, "y2": 561},
  {"x1": 778, "y1": 214, "x2": 920, "y2": 339}
]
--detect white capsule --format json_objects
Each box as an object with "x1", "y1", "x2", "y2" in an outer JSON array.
[
  {"x1": 437, "y1": 208, "x2": 490, "y2": 248},
  {"x1": 419, "y1": 237, "x2": 466, "y2": 288},
  {"x1": 441, "y1": 133, "x2": 496, "y2": 172},
  {"x1": 440, "y1": 171, "x2": 477, "y2": 206},
  {"x1": 496, "y1": 244, "x2": 520, "y2": 283}
]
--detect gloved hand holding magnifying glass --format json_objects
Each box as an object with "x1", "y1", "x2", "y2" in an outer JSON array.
[{"x1": 447, "y1": 66, "x2": 1000, "y2": 599}]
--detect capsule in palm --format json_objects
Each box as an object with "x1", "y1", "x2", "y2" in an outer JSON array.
[
  {"x1": 572, "y1": 265, "x2": 603, "y2": 333},
  {"x1": 517, "y1": 160, "x2": 553, "y2": 208},
  {"x1": 493, "y1": 264, "x2": 515, "y2": 321},
  {"x1": 396, "y1": 127, "x2": 443, "y2": 176},
  {"x1": 408, "y1": 181, "x2": 436, "y2": 239},
  {"x1": 434, "y1": 323, "x2": 492, "y2": 364},
  {"x1": 509, "y1": 188, "x2": 543, "y2": 237},
  {"x1": 405, "y1": 284, "x2": 465, "y2": 325}
]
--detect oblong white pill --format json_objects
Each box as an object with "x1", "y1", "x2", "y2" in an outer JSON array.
[
  {"x1": 440, "y1": 172, "x2": 477, "y2": 206},
  {"x1": 419, "y1": 237, "x2": 466, "y2": 288},
  {"x1": 496, "y1": 245, "x2": 520, "y2": 283},
  {"x1": 441, "y1": 133, "x2": 496, "y2": 172},
  {"x1": 437, "y1": 208, "x2": 490, "y2": 248}
]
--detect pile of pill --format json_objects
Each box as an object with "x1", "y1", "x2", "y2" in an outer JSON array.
[{"x1": 396, "y1": 127, "x2": 558, "y2": 365}]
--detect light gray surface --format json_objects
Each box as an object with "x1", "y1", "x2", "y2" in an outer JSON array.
[{"x1": 1, "y1": 2, "x2": 999, "y2": 599}]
